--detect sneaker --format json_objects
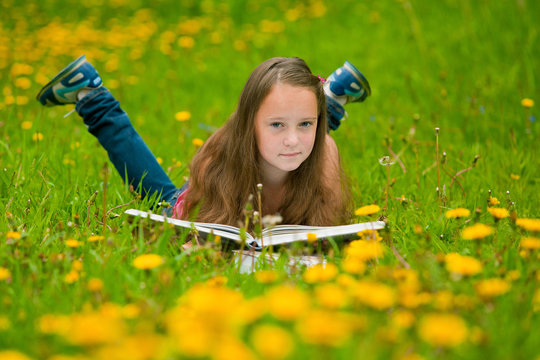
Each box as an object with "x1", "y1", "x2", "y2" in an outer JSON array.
[
  {"x1": 324, "y1": 60, "x2": 371, "y2": 106},
  {"x1": 36, "y1": 55, "x2": 102, "y2": 106}
]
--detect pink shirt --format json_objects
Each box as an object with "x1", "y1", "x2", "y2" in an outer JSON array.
[{"x1": 172, "y1": 188, "x2": 189, "y2": 219}]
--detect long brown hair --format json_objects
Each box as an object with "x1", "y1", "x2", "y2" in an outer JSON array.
[{"x1": 183, "y1": 57, "x2": 353, "y2": 226}]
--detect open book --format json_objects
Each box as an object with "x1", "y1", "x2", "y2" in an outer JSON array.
[{"x1": 124, "y1": 208, "x2": 386, "y2": 250}]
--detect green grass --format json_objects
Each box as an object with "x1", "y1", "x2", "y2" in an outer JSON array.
[{"x1": 1, "y1": 0, "x2": 539, "y2": 359}]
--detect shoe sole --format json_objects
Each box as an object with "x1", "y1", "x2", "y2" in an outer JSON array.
[
  {"x1": 36, "y1": 55, "x2": 88, "y2": 104},
  {"x1": 343, "y1": 61, "x2": 371, "y2": 97}
]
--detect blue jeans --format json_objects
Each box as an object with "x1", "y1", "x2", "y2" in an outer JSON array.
[{"x1": 76, "y1": 87, "x2": 184, "y2": 211}]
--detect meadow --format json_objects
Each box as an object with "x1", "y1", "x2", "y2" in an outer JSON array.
[{"x1": 1, "y1": 0, "x2": 539, "y2": 359}]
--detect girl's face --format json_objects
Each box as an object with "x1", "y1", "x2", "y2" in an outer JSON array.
[{"x1": 255, "y1": 83, "x2": 318, "y2": 183}]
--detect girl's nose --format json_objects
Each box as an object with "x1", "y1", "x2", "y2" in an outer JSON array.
[{"x1": 283, "y1": 130, "x2": 299, "y2": 147}]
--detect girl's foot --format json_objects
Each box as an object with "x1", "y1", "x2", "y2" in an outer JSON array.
[
  {"x1": 324, "y1": 61, "x2": 371, "y2": 131},
  {"x1": 36, "y1": 55, "x2": 102, "y2": 106}
]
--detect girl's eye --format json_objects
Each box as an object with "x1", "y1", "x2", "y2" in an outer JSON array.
[
  {"x1": 270, "y1": 122, "x2": 283, "y2": 128},
  {"x1": 300, "y1": 121, "x2": 314, "y2": 127}
]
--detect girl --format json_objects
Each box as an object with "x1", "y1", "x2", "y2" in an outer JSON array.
[{"x1": 37, "y1": 56, "x2": 370, "y2": 227}]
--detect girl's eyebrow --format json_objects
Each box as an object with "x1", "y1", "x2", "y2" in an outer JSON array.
[{"x1": 265, "y1": 116, "x2": 317, "y2": 121}]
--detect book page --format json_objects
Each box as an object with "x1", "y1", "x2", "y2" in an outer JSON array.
[{"x1": 259, "y1": 221, "x2": 386, "y2": 247}]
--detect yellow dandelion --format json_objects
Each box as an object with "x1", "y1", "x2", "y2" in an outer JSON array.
[
  {"x1": 175, "y1": 111, "x2": 191, "y2": 121},
  {"x1": 510, "y1": 174, "x2": 520, "y2": 180},
  {"x1": 122, "y1": 303, "x2": 141, "y2": 319},
  {"x1": 87, "y1": 278, "x2": 104, "y2": 292},
  {"x1": 0, "y1": 267, "x2": 12, "y2": 281},
  {"x1": 345, "y1": 240, "x2": 385, "y2": 261},
  {"x1": 296, "y1": 310, "x2": 352, "y2": 347},
  {"x1": 32, "y1": 132, "x2": 44, "y2": 142},
  {"x1": 445, "y1": 208, "x2": 470, "y2": 219},
  {"x1": 306, "y1": 232, "x2": 317, "y2": 243},
  {"x1": 488, "y1": 196, "x2": 500, "y2": 206},
  {"x1": 64, "y1": 270, "x2": 80, "y2": 284},
  {"x1": 520, "y1": 237, "x2": 540, "y2": 250},
  {"x1": 5, "y1": 95, "x2": 15, "y2": 105},
  {"x1": 357, "y1": 229, "x2": 382, "y2": 241},
  {"x1": 156, "y1": 157, "x2": 163, "y2": 165},
  {"x1": 475, "y1": 278, "x2": 510, "y2": 299},
  {"x1": 487, "y1": 207, "x2": 509, "y2": 219},
  {"x1": 418, "y1": 313, "x2": 468, "y2": 348},
  {"x1": 445, "y1": 253, "x2": 483, "y2": 276},
  {"x1": 14, "y1": 77, "x2": 31, "y2": 89},
  {"x1": 354, "y1": 204, "x2": 380, "y2": 216},
  {"x1": 71, "y1": 260, "x2": 83, "y2": 271},
  {"x1": 462, "y1": 223, "x2": 494, "y2": 240},
  {"x1": 133, "y1": 254, "x2": 164, "y2": 270},
  {"x1": 266, "y1": 285, "x2": 310, "y2": 321},
  {"x1": 391, "y1": 309, "x2": 415, "y2": 328},
  {"x1": 254, "y1": 269, "x2": 278, "y2": 284},
  {"x1": 178, "y1": 36, "x2": 195, "y2": 48},
  {"x1": 6, "y1": 231, "x2": 21, "y2": 240},
  {"x1": 315, "y1": 283, "x2": 348, "y2": 309},
  {"x1": 303, "y1": 263, "x2": 338, "y2": 283},
  {"x1": 10, "y1": 63, "x2": 33, "y2": 76},
  {"x1": 516, "y1": 218, "x2": 540, "y2": 232},
  {"x1": 21, "y1": 121, "x2": 32, "y2": 130},
  {"x1": 521, "y1": 98, "x2": 534, "y2": 108},
  {"x1": 192, "y1": 138, "x2": 204, "y2": 147},
  {"x1": 16, "y1": 96, "x2": 29, "y2": 105},
  {"x1": 0, "y1": 316, "x2": 11, "y2": 331},
  {"x1": 251, "y1": 324, "x2": 294, "y2": 360},
  {"x1": 65, "y1": 239, "x2": 82, "y2": 248},
  {"x1": 350, "y1": 280, "x2": 396, "y2": 310},
  {"x1": 0, "y1": 350, "x2": 32, "y2": 360},
  {"x1": 88, "y1": 235, "x2": 105, "y2": 242},
  {"x1": 341, "y1": 257, "x2": 366, "y2": 275}
]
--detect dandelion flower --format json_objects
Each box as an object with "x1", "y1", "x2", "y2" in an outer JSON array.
[
  {"x1": 445, "y1": 208, "x2": 470, "y2": 219},
  {"x1": 64, "y1": 270, "x2": 80, "y2": 284},
  {"x1": 255, "y1": 270, "x2": 278, "y2": 284},
  {"x1": 520, "y1": 237, "x2": 540, "y2": 250},
  {"x1": 487, "y1": 207, "x2": 509, "y2": 219},
  {"x1": 462, "y1": 223, "x2": 494, "y2": 240},
  {"x1": 0, "y1": 350, "x2": 32, "y2": 360},
  {"x1": 345, "y1": 240, "x2": 385, "y2": 261},
  {"x1": 87, "y1": 278, "x2": 104, "y2": 292},
  {"x1": 266, "y1": 285, "x2": 310, "y2": 321},
  {"x1": 357, "y1": 229, "x2": 382, "y2": 241},
  {"x1": 32, "y1": 132, "x2": 44, "y2": 142},
  {"x1": 391, "y1": 309, "x2": 415, "y2": 328},
  {"x1": 315, "y1": 283, "x2": 348, "y2": 309},
  {"x1": 354, "y1": 204, "x2": 380, "y2": 216},
  {"x1": 445, "y1": 253, "x2": 483, "y2": 276},
  {"x1": 303, "y1": 263, "x2": 338, "y2": 283},
  {"x1": 418, "y1": 313, "x2": 468, "y2": 348},
  {"x1": 6, "y1": 231, "x2": 21, "y2": 240},
  {"x1": 521, "y1": 98, "x2": 534, "y2": 108},
  {"x1": 350, "y1": 280, "x2": 396, "y2": 310},
  {"x1": 88, "y1": 235, "x2": 105, "y2": 242},
  {"x1": 21, "y1": 121, "x2": 32, "y2": 130},
  {"x1": 251, "y1": 325, "x2": 294, "y2": 360},
  {"x1": 175, "y1": 111, "x2": 191, "y2": 121},
  {"x1": 14, "y1": 77, "x2": 31, "y2": 89},
  {"x1": 306, "y1": 232, "x2": 317, "y2": 243},
  {"x1": 296, "y1": 310, "x2": 352, "y2": 347},
  {"x1": 178, "y1": 36, "x2": 195, "y2": 48},
  {"x1": 475, "y1": 278, "x2": 510, "y2": 299},
  {"x1": 488, "y1": 196, "x2": 500, "y2": 206},
  {"x1": 515, "y1": 218, "x2": 540, "y2": 232},
  {"x1": 510, "y1": 174, "x2": 520, "y2": 180},
  {"x1": 0, "y1": 267, "x2": 12, "y2": 281},
  {"x1": 65, "y1": 239, "x2": 82, "y2": 248},
  {"x1": 156, "y1": 157, "x2": 163, "y2": 165},
  {"x1": 133, "y1": 254, "x2": 164, "y2": 270},
  {"x1": 192, "y1": 138, "x2": 204, "y2": 147}
]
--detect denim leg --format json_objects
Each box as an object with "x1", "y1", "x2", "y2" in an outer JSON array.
[{"x1": 75, "y1": 87, "x2": 178, "y2": 203}]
